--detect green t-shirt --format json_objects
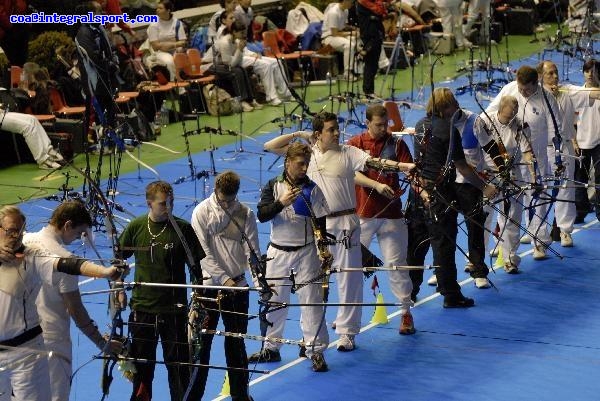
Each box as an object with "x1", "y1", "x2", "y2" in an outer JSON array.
[{"x1": 119, "y1": 214, "x2": 204, "y2": 314}]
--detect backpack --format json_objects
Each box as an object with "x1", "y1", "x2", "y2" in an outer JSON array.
[
  {"x1": 202, "y1": 84, "x2": 233, "y2": 116},
  {"x1": 189, "y1": 26, "x2": 209, "y2": 53}
]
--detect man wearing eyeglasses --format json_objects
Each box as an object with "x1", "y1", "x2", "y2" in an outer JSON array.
[
  {"x1": 0, "y1": 205, "x2": 122, "y2": 401},
  {"x1": 487, "y1": 65, "x2": 562, "y2": 260},
  {"x1": 190, "y1": 170, "x2": 258, "y2": 401}
]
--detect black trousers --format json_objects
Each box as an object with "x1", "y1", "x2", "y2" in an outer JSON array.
[
  {"x1": 454, "y1": 182, "x2": 489, "y2": 278},
  {"x1": 574, "y1": 144, "x2": 600, "y2": 219},
  {"x1": 196, "y1": 288, "x2": 251, "y2": 401},
  {"x1": 128, "y1": 311, "x2": 192, "y2": 401},
  {"x1": 407, "y1": 190, "x2": 431, "y2": 298},
  {"x1": 208, "y1": 64, "x2": 254, "y2": 103},
  {"x1": 356, "y1": 5, "x2": 384, "y2": 95}
]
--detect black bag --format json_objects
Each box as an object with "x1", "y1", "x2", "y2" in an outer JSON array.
[
  {"x1": 122, "y1": 108, "x2": 156, "y2": 142},
  {"x1": 0, "y1": 89, "x2": 20, "y2": 112}
]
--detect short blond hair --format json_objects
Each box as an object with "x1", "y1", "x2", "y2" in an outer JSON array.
[{"x1": 499, "y1": 95, "x2": 518, "y2": 113}]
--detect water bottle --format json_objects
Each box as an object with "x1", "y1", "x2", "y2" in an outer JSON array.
[{"x1": 160, "y1": 100, "x2": 169, "y2": 127}]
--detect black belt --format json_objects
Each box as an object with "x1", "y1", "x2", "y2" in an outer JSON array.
[
  {"x1": 327, "y1": 208, "x2": 355, "y2": 218},
  {"x1": 269, "y1": 242, "x2": 313, "y2": 252},
  {"x1": 232, "y1": 274, "x2": 245, "y2": 283},
  {"x1": 0, "y1": 325, "x2": 42, "y2": 350}
]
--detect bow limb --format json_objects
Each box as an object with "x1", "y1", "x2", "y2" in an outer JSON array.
[
  {"x1": 124, "y1": 149, "x2": 160, "y2": 178},
  {"x1": 164, "y1": 195, "x2": 204, "y2": 401},
  {"x1": 140, "y1": 141, "x2": 182, "y2": 154},
  {"x1": 67, "y1": 163, "x2": 128, "y2": 400}
]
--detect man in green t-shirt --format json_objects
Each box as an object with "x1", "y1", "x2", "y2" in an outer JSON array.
[{"x1": 119, "y1": 180, "x2": 204, "y2": 401}]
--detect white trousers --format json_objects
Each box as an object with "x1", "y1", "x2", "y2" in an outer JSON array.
[
  {"x1": 360, "y1": 217, "x2": 413, "y2": 314},
  {"x1": 44, "y1": 337, "x2": 72, "y2": 401},
  {"x1": 144, "y1": 51, "x2": 176, "y2": 83},
  {"x1": 322, "y1": 36, "x2": 357, "y2": 74},
  {"x1": 1, "y1": 112, "x2": 54, "y2": 165},
  {"x1": 497, "y1": 189, "x2": 525, "y2": 266},
  {"x1": 463, "y1": 0, "x2": 491, "y2": 35},
  {"x1": 0, "y1": 336, "x2": 51, "y2": 401},
  {"x1": 523, "y1": 159, "x2": 551, "y2": 246},
  {"x1": 437, "y1": 0, "x2": 467, "y2": 46},
  {"x1": 328, "y1": 222, "x2": 363, "y2": 336},
  {"x1": 547, "y1": 145, "x2": 576, "y2": 233},
  {"x1": 241, "y1": 56, "x2": 291, "y2": 102},
  {"x1": 262, "y1": 243, "x2": 329, "y2": 356}
]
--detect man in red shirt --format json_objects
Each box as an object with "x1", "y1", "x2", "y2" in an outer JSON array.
[{"x1": 348, "y1": 103, "x2": 416, "y2": 334}]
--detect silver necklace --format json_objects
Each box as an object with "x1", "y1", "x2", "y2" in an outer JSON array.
[{"x1": 147, "y1": 214, "x2": 168, "y2": 262}]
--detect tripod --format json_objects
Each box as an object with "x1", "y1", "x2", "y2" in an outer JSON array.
[
  {"x1": 223, "y1": 97, "x2": 264, "y2": 161},
  {"x1": 379, "y1": 33, "x2": 411, "y2": 98}
]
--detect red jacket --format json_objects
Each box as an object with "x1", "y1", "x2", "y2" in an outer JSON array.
[
  {"x1": 357, "y1": 0, "x2": 391, "y2": 18},
  {"x1": 0, "y1": 0, "x2": 27, "y2": 38}
]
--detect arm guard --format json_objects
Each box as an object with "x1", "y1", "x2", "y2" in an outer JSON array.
[{"x1": 56, "y1": 257, "x2": 86, "y2": 275}]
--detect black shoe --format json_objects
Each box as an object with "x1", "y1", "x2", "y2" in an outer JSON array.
[
  {"x1": 299, "y1": 344, "x2": 306, "y2": 358},
  {"x1": 311, "y1": 353, "x2": 329, "y2": 372},
  {"x1": 248, "y1": 348, "x2": 281, "y2": 363},
  {"x1": 410, "y1": 292, "x2": 418, "y2": 303},
  {"x1": 575, "y1": 214, "x2": 586, "y2": 224},
  {"x1": 443, "y1": 295, "x2": 475, "y2": 308}
]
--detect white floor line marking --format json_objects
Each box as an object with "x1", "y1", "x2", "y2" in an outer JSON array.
[{"x1": 212, "y1": 219, "x2": 599, "y2": 400}]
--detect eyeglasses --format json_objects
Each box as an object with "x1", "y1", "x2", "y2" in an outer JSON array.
[{"x1": 0, "y1": 225, "x2": 24, "y2": 238}]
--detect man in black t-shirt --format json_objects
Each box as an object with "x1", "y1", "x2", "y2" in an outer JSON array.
[{"x1": 412, "y1": 88, "x2": 497, "y2": 308}]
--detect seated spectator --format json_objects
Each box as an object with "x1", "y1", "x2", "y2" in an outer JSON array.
[
  {"x1": 143, "y1": 0, "x2": 187, "y2": 82},
  {"x1": 213, "y1": 10, "x2": 290, "y2": 105},
  {"x1": 207, "y1": 0, "x2": 239, "y2": 45},
  {"x1": 203, "y1": 20, "x2": 261, "y2": 111},
  {"x1": 21, "y1": 62, "x2": 53, "y2": 115},
  {"x1": 0, "y1": 103, "x2": 65, "y2": 169}
]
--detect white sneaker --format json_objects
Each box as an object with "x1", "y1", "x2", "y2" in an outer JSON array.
[
  {"x1": 48, "y1": 148, "x2": 64, "y2": 162},
  {"x1": 39, "y1": 159, "x2": 62, "y2": 170},
  {"x1": 560, "y1": 232, "x2": 573, "y2": 247},
  {"x1": 269, "y1": 97, "x2": 283, "y2": 106},
  {"x1": 241, "y1": 101, "x2": 254, "y2": 112},
  {"x1": 533, "y1": 245, "x2": 547, "y2": 260},
  {"x1": 251, "y1": 100, "x2": 264, "y2": 110},
  {"x1": 474, "y1": 277, "x2": 491, "y2": 289},
  {"x1": 427, "y1": 274, "x2": 437, "y2": 286},
  {"x1": 520, "y1": 234, "x2": 532, "y2": 244},
  {"x1": 336, "y1": 334, "x2": 355, "y2": 352}
]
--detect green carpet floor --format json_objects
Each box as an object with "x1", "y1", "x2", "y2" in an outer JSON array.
[{"x1": 0, "y1": 24, "x2": 561, "y2": 205}]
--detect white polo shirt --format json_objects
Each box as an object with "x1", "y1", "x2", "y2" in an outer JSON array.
[
  {"x1": 563, "y1": 84, "x2": 600, "y2": 149},
  {"x1": 0, "y1": 247, "x2": 56, "y2": 342},
  {"x1": 322, "y1": 3, "x2": 348, "y2": 38},
  {"x1": 24, "y1": 227, "x2": 79, "y2": 342}
]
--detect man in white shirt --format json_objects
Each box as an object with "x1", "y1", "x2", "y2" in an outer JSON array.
[
  {"x1": 264, "y1": 112, "x2": 415, "y2": 352},
  {"x1": 536, "y1": 60, "x2": 592, "y2": 245},
  {"x1": 476, "y1": 96, "x2": 535, "y2": 273},
  {"x1": 191, "y1": 171, "x2": 258, "y2": 401},
  {"x1": 23, "y1": 201, "x2": 121, "y2": 401},
  {"x1": 0, "y1": 205, "x2": 120, "y2": 401},
  {"x1": 487, "y1": 65, "x2": 562, "y2": 260},
  {"x1": 563, "y1": 60, "x2": 600, "y2": 223},
  {"x1": 322, "y1": 0, "x2": 360, "y2": 81}
]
